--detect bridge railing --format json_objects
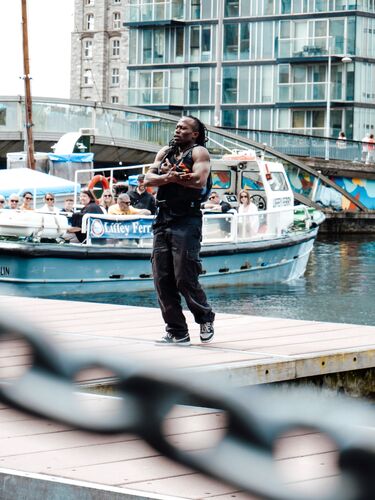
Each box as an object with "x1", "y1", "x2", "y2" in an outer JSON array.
[
  {"x1": 221, "y1": 127, "x2": 367, "y2": 163},
  {"x1": 0, "y1": 97, "x2": 366, "y2": 212}
]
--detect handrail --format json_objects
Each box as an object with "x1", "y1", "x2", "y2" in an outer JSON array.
[
  {"x1": 0, "y1": 96, "x2": 367, "y2": 212},
  {"x1": 81, "y1": 205, "x2": 308, "y2": 247}
]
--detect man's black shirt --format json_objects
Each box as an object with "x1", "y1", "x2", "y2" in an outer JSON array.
[{"x1": 128, "y1": 189, "x2": 156, "y2": 214}]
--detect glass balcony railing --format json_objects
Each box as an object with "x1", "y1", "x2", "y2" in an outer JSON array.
[
  {"x1": 126, "y1": 86, "x2": 184, "y2": 107},
  {"x1": 124, "y1": 1, "x2": 184, "y2": 24},
  {"x1": 277, "y1": 36, "x2": 346, "y2": 59},
  {"x1": 277, "y1": 81, "x2": 346, "y2": 103}
]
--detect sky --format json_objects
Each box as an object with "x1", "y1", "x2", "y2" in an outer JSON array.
[{"x1": 0, "y1": 0, "x2": 75, "y2": 98}]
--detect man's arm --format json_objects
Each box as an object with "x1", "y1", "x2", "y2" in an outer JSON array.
[
  {"x1": 174, "y1": 146, "x2": 210, "y2": 190},
  {"x1": 144, "y1": 147, "x2": 175, "y2": 187}
]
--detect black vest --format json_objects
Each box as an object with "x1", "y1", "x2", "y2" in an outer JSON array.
[{"x1": 156, "y1": 146, "x2": 203, "y2": 218}]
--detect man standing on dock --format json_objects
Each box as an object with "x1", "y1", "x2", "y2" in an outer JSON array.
[{"x1": 145, "y1": 116, "x2": 215, "y2": 346}]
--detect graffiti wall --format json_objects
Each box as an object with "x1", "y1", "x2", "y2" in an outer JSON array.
[{"x1": 334, "y1": 177, "x2": 375, "y2": 210}]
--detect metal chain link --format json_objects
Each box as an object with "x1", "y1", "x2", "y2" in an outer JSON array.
[{"x1": 0, "y1": 312, "x2": 374, "y2": 500}]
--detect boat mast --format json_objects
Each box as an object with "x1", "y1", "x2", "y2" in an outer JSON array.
[{"x1": 21, "y1": 0, "x2": 35, "y2": 170}]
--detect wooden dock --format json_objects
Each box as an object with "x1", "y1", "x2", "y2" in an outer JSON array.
[{"x1": 0, "y1": 295, "x2": 374, "y2": 499}]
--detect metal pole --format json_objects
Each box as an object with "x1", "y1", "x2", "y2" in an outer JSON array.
[
  {"x1": 214, "y1": 0, "x2": 224, "y2": 127},
  {"x1": 21, "y1": 0, "x2": 36, "y2": 170},
  {"x1": 324, "y1": 38, "x2": 332, "y2": 161}
]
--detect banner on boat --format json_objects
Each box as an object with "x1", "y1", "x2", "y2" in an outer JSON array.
[{"x1": 87, "y1": 217, "x2": 153, "y2": 239}]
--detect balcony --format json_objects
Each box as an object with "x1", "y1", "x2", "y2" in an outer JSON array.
[
  {"x1": 277, "y1": 81, "x2": 345, "y2": 104},
  {"x1": 277, "y1": 36, "x2": 345, "y2": 61},
  {"x1": 123, "y1": 1, "x2": 185, "y2": 27},
  {"x1": 126, "y1": 86, "x2": 184, "y2": 108}
]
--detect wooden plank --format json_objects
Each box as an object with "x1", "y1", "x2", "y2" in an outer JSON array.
[{"x1": 0, "y1": 296, "x2": 373, "y2": 498}]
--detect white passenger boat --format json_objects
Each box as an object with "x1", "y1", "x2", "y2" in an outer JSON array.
[{"x1": 0, "y1": 157, "x2": 324, "y2": 297}]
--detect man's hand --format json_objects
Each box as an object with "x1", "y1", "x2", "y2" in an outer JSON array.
[{"x1": 159, "y1": 158, "x2": 173, "y2": 174}]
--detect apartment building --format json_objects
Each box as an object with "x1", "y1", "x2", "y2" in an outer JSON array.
[{"x1": 71, "y1": 0, "x2": 375, "y2": 140}]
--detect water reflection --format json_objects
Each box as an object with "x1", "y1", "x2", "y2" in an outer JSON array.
[{"x1": 53, "y1": 235, "x2": 375, "y2": 326}]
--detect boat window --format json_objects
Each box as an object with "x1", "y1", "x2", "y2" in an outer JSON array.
[
  {"x1": 242, "y1": 171, "x2": 264, "y2": 191},
  {"x1": 268, "y1": 172, "x2": 289, "y2": 191},
  {"x1": 212, "y1": 170, "x2": 231, "y2": 189}
]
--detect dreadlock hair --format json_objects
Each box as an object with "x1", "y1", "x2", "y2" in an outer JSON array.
[{"x1": 186, "y1": 115, "x2": 208, "y2": 146}]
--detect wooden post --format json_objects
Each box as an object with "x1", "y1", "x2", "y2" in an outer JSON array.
[{"x1": 21, "y1": 0, "x2": 36, "y2": 170}]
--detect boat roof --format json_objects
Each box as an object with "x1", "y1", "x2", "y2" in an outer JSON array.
[{"x1": 0, "y1": 168, "x2": 80, "y2": 197}]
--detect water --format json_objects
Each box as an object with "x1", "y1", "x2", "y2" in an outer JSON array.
[{"x1": 53, "y1": 235, "x2": 375, "y2": 326}]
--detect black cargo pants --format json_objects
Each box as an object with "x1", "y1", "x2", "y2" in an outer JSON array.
[{"x1": 152, "y1": 217, "x2": 215, "y2": 339}]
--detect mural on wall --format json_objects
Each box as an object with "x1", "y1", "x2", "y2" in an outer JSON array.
[
  {"x1": 333, "y1": 177, "x2": 375, "y2": 210},
  {"x1": 286, "y1": 168, "x2": 315, "y2": 198}
]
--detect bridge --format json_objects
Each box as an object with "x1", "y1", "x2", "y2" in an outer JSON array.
[{"x1": 0, "y1": 96, "x2": 368, "y2": 214}]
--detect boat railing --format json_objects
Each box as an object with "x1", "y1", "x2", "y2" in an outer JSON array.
[
  {"x1": 81, "y1": 205, "x2": 307, "y2": 248},
  {"x1": 202, "y1": 206, "x2": 296, "y2": 245}
]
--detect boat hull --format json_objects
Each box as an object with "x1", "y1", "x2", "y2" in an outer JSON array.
[{"x1": 0, "y1": 228, "x2": 318, "y2": 297}]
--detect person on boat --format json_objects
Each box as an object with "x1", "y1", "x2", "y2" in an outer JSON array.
[
  {"x1": 128, "y1": 174, "x2": 156, "y2": 215},
  {"x1": 238, "y1": 189, "x2": 259, "y2": 237},
  {"x1": 60, "y1": 197, "x2": 74, "y2": 214},
  {"x1": 37, "y1": 193, "x2": 60, "y2": 214},
  {"x1": 20, "y1": 192, "x2": 34, "y2": 211},
  {"x1": 144, "y1": 115, "x2": 215, "y2": 346},
  {"x1": 65, "y1": 188, "x2": 103, "y2": 243},
  {"x1": 0, "y1": 195, "x2": 5, "y2": 209},
  {"x1": 99, "y1": 189, "x2": 115, "y2": 213},
  {"x1": 202, "y1": 191, "x2": 231, "y2": 213},
  {"x1": 108, "y1": 193, "x2": 151, "y2": 216},
  {"x1": 7, "y1": 194, "x2": 20, "y2": 210}
]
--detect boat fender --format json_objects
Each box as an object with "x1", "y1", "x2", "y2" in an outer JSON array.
[{"x1": 88, "y1": 175, "x2": 110, "y2": 197}]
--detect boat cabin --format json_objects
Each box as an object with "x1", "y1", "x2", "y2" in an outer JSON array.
[{"x1": 210, "y1": 151, "x2": 294, "y2": 235}]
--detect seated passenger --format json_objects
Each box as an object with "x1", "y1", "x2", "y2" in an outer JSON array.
[
  {"x1": 8, "y1": 194, "x2": 20, "y2": 210},
  {"x1": 0, "y1": 195, "x2": 5, "y2": 209},
  {"x1": 99, "y1": 189, "x2": 115, "y2": 213},
  {"x1": 238, "y1": 189, "x2": 259, "y2": 236},
  {"x1": 202, "y1": 191, "x2": 231, "y2": 213},
  {"x1": 37, "y1": 193, "x2": 60, "y2": 214},
  {"x1": 108, "y1": 193, "x2": 151, "y2": 216},
  {"x1": 60, "y1": 197, "x2": 74, "y2": 215},
  {"x1": 65, "y1": 188, "x2": 103, "y2": 243},
  {"x1": 20, "y1": 192, "x2": 34, "y2": 211},
  {"x1": 128, "y1": 174, "x2": 156, "y2": 214}
]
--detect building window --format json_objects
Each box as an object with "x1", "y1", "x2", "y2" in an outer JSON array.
[
  {"x1": 189, "y1": 68, "x2": 199, "y2": 104},
  {"x1": 112, "y1": 68, "x2": 120, "y2": 85},
  {"x1": 142, "y1": 29, "x2": 165, "y2": 64},
  {"x1": 85, "y1": 0, "x2": 94, "y2": 5},
  {"x1": 113, "y1": 12, "x2": 121, "y2": 29},
  {"x1": 83, "y1": 39, "x2": 93, "y2": 58},
  {"x1": 191, "y1": 0, "x2": 201, "y2": 19},
  {"x1": 112, "y1": 96, "x2": 119, "y2": 103},
  {"x1": 83, "y1": 69, "x2": 93, "y2": 85},
  {"x1": 190, "y1": 26, "x2": 200, "y2": 61},
  {"x1": 112, "y1": 39, "x2": 120, "y2": 56},
  {"x1": 225, "y1": 0, "x2": 239, "y2": 17},
  {"x1": 175, "y1": 28, "x2": 184, "y2": 62},
  {"x1": 224, "y1": 23, "x2": 238, "y2": 60},
  {"x1": 223, "y1": 66, "x2": 238, "y2": 103},
  {"x1": 86, "y1": 13, "x2": 94, "y2": 31}
]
